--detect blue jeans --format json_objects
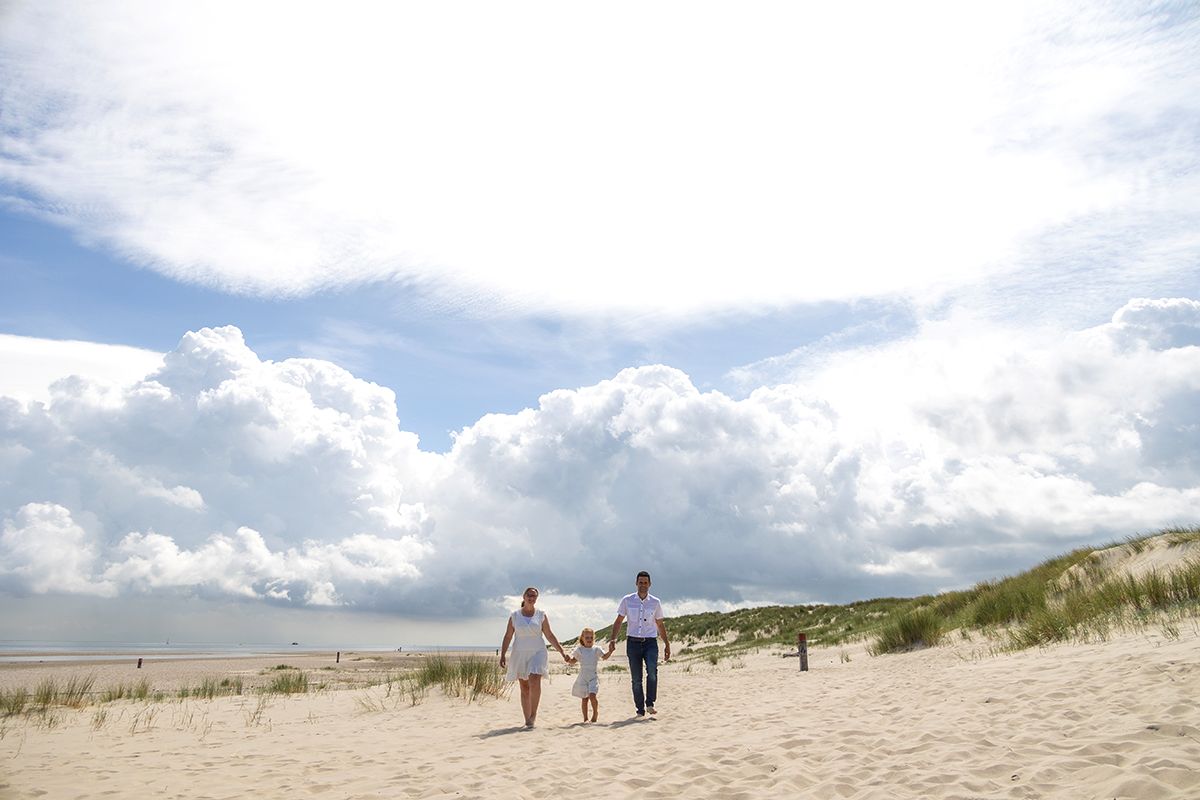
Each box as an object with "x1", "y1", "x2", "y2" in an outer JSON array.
[{"x1": 626, "y1": 637, "x2": 658, "y2": 713}]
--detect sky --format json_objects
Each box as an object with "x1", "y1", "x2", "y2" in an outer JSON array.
[{"x1": 1, "y1": 1, "x2": 1199, "y2": 647}]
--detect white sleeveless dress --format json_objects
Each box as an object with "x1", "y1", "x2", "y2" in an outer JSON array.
[
  {"x1": 571, "y1": 645, "x2": 603, "y2": 698},
  {"x1": 506, "y1": 608, "x2": 549, "y2": 681}
]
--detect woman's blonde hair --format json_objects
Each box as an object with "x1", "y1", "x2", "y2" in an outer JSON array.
[{"x1": 579, "y1": 626, "x2": 595, "y2": 642}]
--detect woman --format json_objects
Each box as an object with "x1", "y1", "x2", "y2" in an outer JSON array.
[{"x1": 500, "y1": 586, "x2": 568, "y2": 727}]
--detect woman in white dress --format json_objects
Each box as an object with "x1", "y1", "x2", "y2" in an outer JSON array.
[{"x1": 499, "y1": 586, "x2": 568, "y2": 727}]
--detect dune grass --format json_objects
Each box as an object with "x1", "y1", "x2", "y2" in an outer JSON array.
[
  {"x1": 867, "y1": 608, "x2": 945, "y2": 655},
  {"x1": 177, "y1": 676, "x2": 246, "y2": 699},
  {"x1": 586, "y1": 527, "x2": 1200, "y2": 660},
  {"x1": 410, "y1": 655, "x2": 506, "y2": 701},
  {"x1": 1, "y1": 687, "x2": 29, "y2": 717},
  {"x1": 1008, "y1": 559, "x2": 1200, "y2": 648},
  {"x1": 101, "y1": 678, "x2": 151, "y2": 702},
  {"x1": 266, "y1": 670, "x2": 309, "y2": 694}
]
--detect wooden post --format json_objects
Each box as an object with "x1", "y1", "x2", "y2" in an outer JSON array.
[
  {"x1": 336, "y1": 651, "x2": 340, "y2": 663},
  {"x1": 137, "y1": 657, "x2": 143, "y2": 669},
  {"x1": 797, "y1": 633, "x2": 808, "y2": 672}
]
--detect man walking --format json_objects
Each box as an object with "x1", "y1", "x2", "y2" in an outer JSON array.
[{"x1": 606, "y1": 570, "x2": 671, "y2": 717}]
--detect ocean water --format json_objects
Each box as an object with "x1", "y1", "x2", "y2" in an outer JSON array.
[{"x1": 0, "y1": 640, "x2": 492, "y2": 663}]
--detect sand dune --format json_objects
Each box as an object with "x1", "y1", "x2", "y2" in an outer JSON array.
[{"x1": 2, "y1": 625, "x2": 1198, "y2": 799}]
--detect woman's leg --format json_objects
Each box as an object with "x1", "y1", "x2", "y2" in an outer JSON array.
[
  {"x1": 518, "y1": 677, "x2": 532, "y2": 725},
  {"x1": 527, "y1": 673, "x2": 543, "y2": 725}
]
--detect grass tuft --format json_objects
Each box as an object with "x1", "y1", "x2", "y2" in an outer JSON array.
[
  {"x1": 410, "y1": 655, "x2": 506, "y2": 701},
  {"x1": 868, "y1": 608, "x2": 945, "y2": 654},
  {"x1": 266, "y1": 670, "x2": 309, "y2": 694}
]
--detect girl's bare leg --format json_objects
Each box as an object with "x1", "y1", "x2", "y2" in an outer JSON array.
[
  {"x1": 527, "y1": 673, "x2": 542, "y2": 726},
  {"x1": 581, "y1": 697, "x2": 589, "y2": 721},
  {"x1": 589, "y1": 694, "x2": 598, "y2": 722},
  {"x1": 518, "y1": 678, "x2": 532, "y2": 726}
]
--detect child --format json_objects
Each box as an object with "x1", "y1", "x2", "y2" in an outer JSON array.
[{"x1": 567, "y1": 627, "x2": 611, "y2": 722}]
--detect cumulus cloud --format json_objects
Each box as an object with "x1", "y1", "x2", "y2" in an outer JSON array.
[
  {"x1": 1, "y1": 301, "x2": 1198, "y2": 624},
  {"x1": 0, "y1": 334, "x2": 163, "y2": 408},
  {"x1": 3, "y1": 3, "x2": 1195, "y2": 315},
  {"x1": 0, "y1": 503, "x2": 114, "y2": 596}
]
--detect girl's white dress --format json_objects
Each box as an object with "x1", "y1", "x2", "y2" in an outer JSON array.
[
  {"x1": 506, "y1": 608, "x2": 549, "y2": 681},
  {"x1": 571, "y1": 644, "x2": 603, "y2": 698}
]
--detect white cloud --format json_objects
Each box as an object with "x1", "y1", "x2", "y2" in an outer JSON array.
[
  {"x1": 1, "y1": 303, "x2": 1197, "y2": 627},
  {"x1": 0, "y1": 503, "x2": 114, "y2": 596},
  {"x1": 0, "y1": 334, "x2": 163, "y2": 408},
  {"x1": 3, "y1": 2, "x2": 1193, "y2": 316},
  {"x1": 102, "y1": 527, "x2": 429, "y2": 606}
]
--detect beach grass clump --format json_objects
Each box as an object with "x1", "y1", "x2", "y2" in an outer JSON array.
[
  {"x1": 1007, "y1": 557, "x2": 1200, "y2": 648},
  {"x1": 411, "y1": 655, "x2": 506, "y2": 701},
  {"x1": 30, "y1": 675, "x2": 96, "y2": 712},
  {"x1": 1, "y1": 687, "x2": 29, "y2": 717},
  {"x1": 970, "y1": 578, "x2": 1047, "y2": 627},
  {"x1": 1164, "y1": 525, "x2": 1200, "y2": 546},
  {"x1": 102, "y1": 678, "x2": 151, "y2": 702},
  {"x1": 266, "y1": 670, "x2": 309, "y2": 694},
  {"x1": 178, "y1": 676, "x2": 247, "y2": 699},
  {"x1": 869, "y1": 608, "x2": 945, "y2": 654}
]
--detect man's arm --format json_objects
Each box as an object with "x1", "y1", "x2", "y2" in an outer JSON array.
[
  {"x1": 606, "y1": 614, "x2": 625, "y2": 654},
  {"x1": 656, "y1": 618, "x2": 671, "y2": 662}
]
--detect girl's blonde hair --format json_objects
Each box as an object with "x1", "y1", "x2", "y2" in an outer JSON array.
[{"x1": 579, "y1": 626, "x2": 595, "y2": 642}]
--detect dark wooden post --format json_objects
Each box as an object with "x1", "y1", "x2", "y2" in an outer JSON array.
[
  {"x1": 797, "y1": 633, "x2": 808, "y2": 672},
  {"x1": 336, "y1": 651, "x2": 340, "y2": 663},
  {"x1": 136, "y1": 657, "x2": 143, "y2": 669}
]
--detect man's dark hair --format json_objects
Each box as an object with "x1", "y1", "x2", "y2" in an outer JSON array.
[{"x1": 636, "y1": 570, "x2": 651, "y2": 581}]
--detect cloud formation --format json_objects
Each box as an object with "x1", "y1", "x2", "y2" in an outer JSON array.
[
  {"x1": 2, "y1": 299, "x2": 1198, "y2": 618},
  {"x1": 3, "y1": 3, "x2": 1196, "y2": 315}
]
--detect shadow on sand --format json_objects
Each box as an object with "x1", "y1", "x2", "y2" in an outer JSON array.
[
  {"x1": 476, "y1": 725, "x2": 534, "y2": 739},
  {"x1": 607, "y1": 715, "x2": 655, "y2": 728}
]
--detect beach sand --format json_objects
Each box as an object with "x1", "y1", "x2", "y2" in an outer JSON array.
[
  {"x1": 1, "y1": 627, "x2": 1198, "y2": 799},
  {"x1": 0, "y1": 650, "x2": 435, "y2": 694}
]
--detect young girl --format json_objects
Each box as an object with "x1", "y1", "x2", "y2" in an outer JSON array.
[{"x1": 566, "y1": 627, "x2": 611, "y2": 722}]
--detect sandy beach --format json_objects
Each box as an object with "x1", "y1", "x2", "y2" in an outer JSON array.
[
  {"x1": 0, "y1": 649, "x2": 445, "y2": 695},
  {"x1": 1, "y1": 627, "x2": 1198, "y2": 800}
]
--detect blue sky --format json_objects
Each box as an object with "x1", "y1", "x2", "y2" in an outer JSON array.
[
  {"x1": 1, "y1": 2, "x2": 1199, "y2": 645},
  {"x1": 1, "y1": 207, "x2": 909, "y2": 453}
]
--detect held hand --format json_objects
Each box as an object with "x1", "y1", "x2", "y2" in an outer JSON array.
[
  {"x1": 500, "y1": 654, "x2": 506, "y2": 668},
  {"x1": 663, "y1": 644, "x2": 671, "y2": 662}
]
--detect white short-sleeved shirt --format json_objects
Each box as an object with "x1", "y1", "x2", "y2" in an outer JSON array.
[{"x1": 617, "y1": 592, "x2": 664, "y2": 638}]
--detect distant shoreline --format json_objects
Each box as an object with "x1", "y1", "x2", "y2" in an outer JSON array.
[
  {"x1": 0, "y1": 647, "x2": 499, "y2": 693},
  {"x1": 0, "y1": 642, "x2": 495, "y2": 664}
]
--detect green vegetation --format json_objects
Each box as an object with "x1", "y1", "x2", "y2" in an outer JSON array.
[
  {"x1": 102, "y1": 679, "x2": 151, "y2": 702},
  {"x1": 266, "y1": 670, "x2": 309, "y2": 694},
  {"x1": 583, "y1": 526, "x2": 1200, "y2": 660},
  {"x1": 177, "y1": 676, "x2": 246, "y2": 699},
  {"x1": 867, "y1": 608, "x2": 945, "y2": 655},
  {"x1": 1, "y1": 687, "x2": 29, "y2": 717},
  {"x1": 587, "y1": 596, "x2": 911, "y2": 652},
  {"x1": 409, "y1": 655, "x2": 506, "y2": 701}
]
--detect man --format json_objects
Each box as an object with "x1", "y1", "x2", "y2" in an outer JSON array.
[{"x1": 606, "y1": 570, "x2": 671, "y2": 717}]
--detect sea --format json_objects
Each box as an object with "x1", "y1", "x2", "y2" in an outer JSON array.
[{"x1": 0, "y1": 640, "x2": 493, "y2": 663}]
